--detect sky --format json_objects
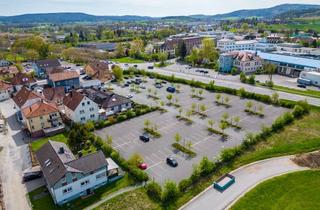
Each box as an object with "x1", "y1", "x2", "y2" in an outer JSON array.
[{"x1": 0, "y1": 0, "x2": 320, "y2": 17}]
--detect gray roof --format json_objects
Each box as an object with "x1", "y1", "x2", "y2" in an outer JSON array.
[
  {"x1": 35, "y1": 59, "x2": 61, "y2": 69},
  {"x1": 35, "y1": 140, "x2": 107, "y2": 187}
]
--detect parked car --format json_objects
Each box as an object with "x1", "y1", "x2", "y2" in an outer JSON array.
[
  {"x1": 133, "y1": 64, "x2": 138, "y2": 68},
  {"x1": 162, "y1": 81, "x2": 167, "y2": 84},
  {"x1": 140, "y1": 84, "x2": 146, "y2": 89},
  {"x1": 22, "y1": 171, "x2": 42, "y2": 182},
  {"x1": 124, "y1": 83, "x2": 130, "y2": 87},
  {"x1": 138, "y1": 162, "x2": 148, "y2": 170},
  {"x1": 166, "y1": 157, "x2": 178, "y2": 167},
  {"x1": 139, "y1": 133, "x2": 150, "y2": 142},
  {"x1": 127, "y1": 94, "x2": 133, "y2": 99},
  {"x1": 166, "y1": 86, "x2": 176, "y2": 93},
  {"x1": 148, "y1": 66, "x2": 154, "y2": 69},
  {"x1": 203, "y1": 70, "x2": 209, "y2": 74}
]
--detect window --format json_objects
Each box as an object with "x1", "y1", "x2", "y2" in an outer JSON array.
[
  {"x1": 80, "y1": 180, "x2": 90, "y2": 186},
  {"x1": 80, "y1": 110, "x2": 85, "y2": 114},
  {"x1": 82, "y1": 102, "x2": 85, "y2": 106},
  {"x1": 40, "y1": 116, "x2": 43, "y2": 120},
  {"x1": 80, "y1": 117, "x2": 86, "y2": 121},
  {"x1": 62, "y1": 187, "x2": 72, "y2": 194},
  {"x1": 96, "y1": 172, "x2": 106, "y2": 180},
  {"x1": 87, "y1": 101, "x2": 90, "y2": 105},
  {"x1": 90, "y1": 114, "x2": 95, "y2": 119},
  {"x1": 89, "y1": 107, "x2": 94, "y2": 112}
]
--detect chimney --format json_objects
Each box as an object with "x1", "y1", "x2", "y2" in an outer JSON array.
[{"x1": 59, "y1": 147, "x2": 64, "y2": 154}]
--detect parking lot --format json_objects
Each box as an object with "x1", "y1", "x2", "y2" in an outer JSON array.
[{"x1": 95, "y1": 76, "x2": 289, "y2": 184}]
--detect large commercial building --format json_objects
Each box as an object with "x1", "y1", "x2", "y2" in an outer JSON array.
[
  {"x1": 217, "y1": 39, "x2": 257, "y2": 52},
  {"x1": 257, "y1": 51, "x2": 320, "y2": 77}
]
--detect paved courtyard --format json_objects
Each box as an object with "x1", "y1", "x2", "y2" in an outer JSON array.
[{"x1": 95, "y1": 76, "x2": 289, "y2": 184}]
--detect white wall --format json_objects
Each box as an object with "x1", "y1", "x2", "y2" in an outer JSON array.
[{"x1": 53, "y1": 170, "x2": 108, "y2": 204}]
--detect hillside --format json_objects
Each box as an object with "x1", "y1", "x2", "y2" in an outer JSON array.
[
  {"x1": 212, "y1": 4, "x2": 320, "y2": 20},
  {"x1": 276, "y1": 8, "x2": 320, "y2": 19}
]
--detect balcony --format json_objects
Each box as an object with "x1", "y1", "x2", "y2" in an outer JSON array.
[{"x1": 43, "y1": 123, "x2": 65, "y2": 135}]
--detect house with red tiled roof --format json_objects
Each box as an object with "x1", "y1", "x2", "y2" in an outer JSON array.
[
  {"x1": 10, "y1": 72, "x2": 37, "y2": 92},
  {"x1": 0, "y1": 80, "x2": 13, "y2": 101},
  {"x1": 63, "y1": 90, "x2": 99, "y2": 123},
  {"x1": 84, "y1": 61, "x2": 113, "y2": 83},
  {"x1": 48, "y1": 71, "x2": 80, "y2": 91},
  {"x1": 21, "y1": 100, "x2": 64, "y2": 137}
]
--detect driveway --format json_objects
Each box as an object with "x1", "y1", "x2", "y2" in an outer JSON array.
[
  {"x1": 0, "y1": 99, "x2": 44, "y2": 210},
  {"x1": 180, "y1": 156, "x2": 307, "y2": 210}
]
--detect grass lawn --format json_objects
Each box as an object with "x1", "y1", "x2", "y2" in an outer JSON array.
[
  {"x1": 231, "y1": 170, "x2": 320, "y2": 210},
  {"x1": 28, "y1": 174, "x2": 135, "y2": 210},
  {"x1": 31, "y1": 133, "x2": 68, "y2": 152},
  {"x1": 94, "y1": 188, "x2": 161, "y2": 210},
  {"x1": 272, "y1": 85, "x2": 320, "y2": 99},
  {"x1": 111, "y1": 57, "x2": 144, "y2": 64},
  {"x1": 31, "y1": 133, "x2": 96, "y2": 156}
]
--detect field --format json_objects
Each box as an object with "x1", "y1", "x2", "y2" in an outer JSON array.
[{"x1": 231, "y1": 170, "x2": 320, "y2": 210}]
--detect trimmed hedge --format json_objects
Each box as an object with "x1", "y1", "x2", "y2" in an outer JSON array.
[{"x1": 172, "y1": 143, "x2": 196, "y2": 157}]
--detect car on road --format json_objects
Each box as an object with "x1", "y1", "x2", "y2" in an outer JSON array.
[
  {"x1": 203, "y1": 70, "x2": 209, "y2": 74},
  {"x1": 148, "y1": 66, "x2": 154, "y2": 69},
  {"x1": 127, "y1": 94, "x2": 133, "y2": 99},
  {"x1": 297, "y1": 84, "x2": 306, "y2": 88},
  {"x1": 166, "y1": 157, "x2": 178, "y2": 167},
  {"x1": 139, "y1": 133, "x2": 150, "y2": 142},
  {"x1": 133, "y1": 64, "x2": 138, "y2": 68},
  {"x1": 155, "y1": 83, "x2": 163, "y2": 88},
  {"x1": 138, "y1": 162, "x2": 148, "y2": 170}
]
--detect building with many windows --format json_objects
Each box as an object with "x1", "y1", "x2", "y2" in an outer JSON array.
[
  {"x1": 35, "y1": 141, "x2": 119, "y2": 205},
  {"x1": 63, "y1": 90, "x2": 99, "y2": 123},
  {"x1": 217, "y1": 39, "x2": 257, "y2": 52}
]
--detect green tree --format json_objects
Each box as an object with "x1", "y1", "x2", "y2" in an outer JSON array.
[
  {"x1": 219, "y1": 122, "x2": 228, "y2": 134},
  {"x1": 112, "y1": 65, "x2": 123, "y2": 81},
  {"x1": 115, "y1": 43, "x2": 125, "y2": 58},
  {"x1": 224, "y1": 96, "x2": 230, "y2": 105},
  {"x1": 200, "y1": 104, "x2": 207, "y2": 114},
  {"x1": 199, "y1": 156, "x2": 214, "y2": 176},
  {"x1": 200, "y1": 38, "x2": 218, "y2": 62},
  {"x1": 248, "y1": 74, "x2": 256, "y2": 85},
  {"x1": 158, "y1": 52, "x2": 168, "y2": 65},
  {"x1": 187, "y1": 48, "x2": 199, "y2": 66},
  {"x1": 263, "y1": 63, "x2": 277, "y2": 86},
  {"x1": 166, "y1": 94, "x2": 173, "y2": 104},
  {"x1": 128, "y1": 153, "x2": 143, "y2": 166},
  {"x1": 233, "y1": 116, "x2": 240, "y2": 126},
  {"x1": 240, "y1": 72, "x2": 247, "y2": 83},
  {"x1": 246, "y1": 101, "x2": 254, "y2": 111},
  {"x1": 258, "y1": 105, "x2": 264, "y2": 115},
  {"x1": 174, "y1": 133, "x2": 181, "y2": 144},
  {"x1": 162, "y1": 181, "x2": 180, "y2": 205},
  {"x1": 146, "y1": 181, "x2": 162, "y2": 201},
  {"x1": 144, "y1": 119, "x2": 151, "y2": 129},
  {"x1": 106, "y1": 135, "x2": 113, "y2": 145},
  {"x1": 208, "y1": 119, "x2": 214, "y2": 129},
  {"x1": 176, "y1": 41, "x2": 187, "y2": 60},
  {"x1": 215, "y1": 93, "x2": 221, "y2": 102},
  {"x1": 271, "y1": 92, "x2": 279, "y2": 104},
  {"x1": 222, "y1": 113, "x2": 229, "y2": 122}
]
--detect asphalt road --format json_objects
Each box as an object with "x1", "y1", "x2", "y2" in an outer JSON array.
[
  {"x1": 121, "y1": 62, "x2": 320, "y2": 107},
  {"x1": 180, "y1": 156, "x2": 307, "y2": 210}
]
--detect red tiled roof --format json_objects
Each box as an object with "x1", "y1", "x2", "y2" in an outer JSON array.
[
  {"x1": 0, "y1": 80, "x2": 12, "y2": 90},
  {"x1": 63, "y1": 90, "x2": 84, "y2": 111},
  {"x1": 48, "y1": 71, "x2": 79, "y2": 82},
  {"x1": 10, "y1": 73, "x2": 36, "y2": 86},
  {"x1": 12, "y1": 87, "x2": 43, "y2": 108},
  {"x1": 22, "y1": 101, "x2": 58, "y2": 119},
  {"x1": 42, "y1": 87, "x2": 65, "y2": 103}
]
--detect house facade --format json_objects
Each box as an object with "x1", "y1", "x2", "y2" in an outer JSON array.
[
  {"x1": 84, "y1": 61, "x2": 113, "y2": 83},
  {"x1": 84, "y1": 88, "x2": 132, "y2": 119},
  {"x1": 0, "y1": 59, "x2": 11, "y2": 67},
  {"x1": 219, "y1": 51, "x2": 262, "y2": 74},
  {"x1": 35, "y1": 141, "x2": 110, "y2": 205},
  {"x1": 48, "y1": 71, "x2": 80, "y2": 91},
  {"x1": 33, "y1": 59, "x2": 61, "y2": 78},
  {"x1": 63, "y1": 90, "x2": 99, "y2": 123},
  {"x1": 0, "y1": 80, "x2": 14, "y2": 101},
  {"x1": 21, "y1": 101, "x2": 64, "y2": 137}
]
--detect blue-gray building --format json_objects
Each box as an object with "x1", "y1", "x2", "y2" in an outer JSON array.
[
  {"x1": 257, "y1": 52, "x2": 320, "y2": 77},
  {"x1": 33, "y1": 59, "x2": 61, "y2": 78},
  {"x1": 48, "y1": 71, "x2": 80, "y2": 91},
  {"x1": 219, "y1": 53, "x2": 235, "y2": 73}
]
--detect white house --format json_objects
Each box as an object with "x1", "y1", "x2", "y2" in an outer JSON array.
[
  {"x1": 0, "y1": 80, "x2": 13, "y2": 101},
  {"x1": 35, "y1": 141, "x2": 115, "y2": 205},
  {"x1": 217, "y1": 38, "x2": 257, "y2": 52},
  {"x1": 63, "y1": 90, "x2": 99, "y2": 123}
]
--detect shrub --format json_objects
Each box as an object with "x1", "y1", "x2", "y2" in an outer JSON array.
[
  {"x1": 190, "y1": 164, "x2": 201, "y2": 183},
  {"x1": 162, "y1": 181, "x2": 180, "y2": 205},
  {"x1": 126, "y1": 110, "x2": 136, "y2": 118},
  {"x1": 292, "y1": 105, "x2": 305, "y2": 118},
  {"x1": 282, "y1": 112, "x2": 294, "y2": 125},
  {"x1": 117, "y1": 114, "x2": 127, "y2": 122},
  {"x1": 199, "y1": 157, "x2": 215, "y2": 177},
  {"x1": 101, "y1": 144, "x2": 113, "y2": 156},
  {"x1": 146, "y1": 181, "x2": 162, "y2": 201},
  {"x1": 178, "y1": 178, "x2": 192, "y2": 192},
  {"x1": 220, "y1": 147, "x2": 241, "y2": 162}
]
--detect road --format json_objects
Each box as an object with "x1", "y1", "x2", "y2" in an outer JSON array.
[
  {"x1": 180, "y1": 156, "x2": 307, "y2": 210},
  {"x1": 121, "y1": 62, "x2": 320, "y2": 107},
  {"x1": 0, "y1": 99, "x2": 44, "y2": 210}
]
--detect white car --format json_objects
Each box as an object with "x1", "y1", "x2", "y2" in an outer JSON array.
[{"x1": 127, "y1": 94, "x2": 133, "y2": 99}]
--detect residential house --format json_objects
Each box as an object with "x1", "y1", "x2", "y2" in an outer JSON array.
[
  {"x1": 21, "y1": 100, "x2": 64, "y2": 137},
  {"x1": 48, "y1": 71, "x2": 80, "y2": 91},
  {"x1": 84, "y1": 61, "x2": 113, "y2": 83},
  {"x1": 12, "y1": 87, "x2": 43, "y2": 121},
  {"x1": 0, "y1": 65, "x2": 19, "y2": 79},
  {"x1": 0, "y1": 80, "x2": 14, "y2": 101},
  {"x1": 33, "y1": 59, "x2": 61, "y2": 78},
  {"x1": 10, "y1": 72, "x2": 37, "y2": 92},
  {"x1": 84, "y1": 88, "x2": 132, "y2": 119},
  {"x1": 63, "y1": 90, "x2": 99, "y2": 123},
  {"x1": 35, "y1": 141, "x2": 117, "y2": 205},
  {"x1": 219, "y1": 51, "x2": 262, "y2": 74},
  {"x1": 42, "y1": 87, "x2": 66, "y2": 107}
]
